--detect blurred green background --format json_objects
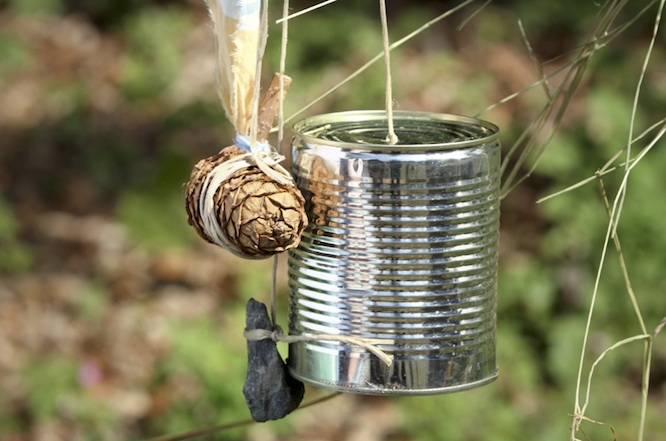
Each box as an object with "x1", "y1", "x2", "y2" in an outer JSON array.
[{"x1": 0, "y1": 0, "x2": 664, "y2": 440}]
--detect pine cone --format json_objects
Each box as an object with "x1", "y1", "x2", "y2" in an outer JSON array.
[{"x1": 185, "y1": 145, "x2": 308, "y2": 259}]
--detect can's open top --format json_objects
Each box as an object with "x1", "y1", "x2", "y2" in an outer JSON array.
[{"x1": 293, "y1": 110, "x2": 499, "y2": 152}]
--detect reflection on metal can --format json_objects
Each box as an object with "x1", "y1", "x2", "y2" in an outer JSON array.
[{"x1": 288, "y1": 111, "x2": 500, "y2": 395}]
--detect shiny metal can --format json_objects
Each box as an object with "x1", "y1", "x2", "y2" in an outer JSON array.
[{"x1": 288, "y1": 111, "x2": 500, "y2": 395}]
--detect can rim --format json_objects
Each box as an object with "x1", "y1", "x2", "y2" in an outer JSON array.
[{"x1": 292, "y1": 110, "x2": 499, "y2": 152}]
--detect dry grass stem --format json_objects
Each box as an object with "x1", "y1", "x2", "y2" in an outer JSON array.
[
  {"x1": 275, "y1": 0, "x2": 338, "y2": 24},
  {"x1": 143, "y1": 393, "x2": 340, "y2": 441},
  {"x1": 537, "y1": 118, "x2": 666, "y2": 203},
  {"x1": 283, "y1": 0, "x2": 479, "y2": 126},
  {"x1": 568, "y1": 2, "x2": 665, "y2": 439}
]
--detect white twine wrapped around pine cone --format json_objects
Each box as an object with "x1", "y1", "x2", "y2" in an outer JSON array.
[
  {"x1": 185, "y1": 142, "x2": 307, "y2": 259},
  {"x1": 185, "y1": 1, "x2": 307, "y2": 259}
]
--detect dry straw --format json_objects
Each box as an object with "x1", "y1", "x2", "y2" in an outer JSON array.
[
  {"x1": 156, "y1": 0, "x2": 666, "y2": 440},
  {"x1": 184, "y1": 0, "x2": 308, "y2": 259}
]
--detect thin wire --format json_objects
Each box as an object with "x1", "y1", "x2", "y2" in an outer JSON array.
[
  {"x1": 276, "y1": 0, "x2": 338, "y2": 24},
  {"x1": 379, "y1": 0, "x2": 398, "y2": 144}
]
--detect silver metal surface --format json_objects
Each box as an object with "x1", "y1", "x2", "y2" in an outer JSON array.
[{"x1": 288, "y1": 111, "x2": 500, "y2": 395}]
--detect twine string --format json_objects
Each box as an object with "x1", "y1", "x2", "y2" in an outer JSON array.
[
  {"x1": 233, "y1": 133, "x2": 293, "y2": 186},
  {"x1": 379, "y1": 0, "x2": 398, "y2": 145},
  {"x1": 241, "y1": 0, "x2": 394, "y2": 370},
  {"x1": 248, "y1": 0, "x2": 270, "y2": 151},
  {"x1": 269, "y1": 0, "x2": 291, "y2": 328},
  {"x1": 277, "y1": 0, "x2": 289, "y2": 146},
  {"x1": 244, "y1": 328, "x2": 394, "y2": 367},
  {"x1": 198, "y1": 150, "x2": 294, "y2": 250}
]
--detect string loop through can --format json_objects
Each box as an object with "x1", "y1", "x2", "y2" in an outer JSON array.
[{"x1": 287, "y1": 110, "x2": 501, "y2": 395}]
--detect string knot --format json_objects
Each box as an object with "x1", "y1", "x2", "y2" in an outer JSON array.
[
  {"x1": 244, "y1": 328, "x2": 280, "y2": 342},
  {"x1": 234, "y1": 133, "x2": 270, "y2": 153},
  {"x1": 271, "y1": 325, "x2": 284, "y2": 342},
  {"x1": 243, "y1": 326, "x2": 394, "y2": 367}
]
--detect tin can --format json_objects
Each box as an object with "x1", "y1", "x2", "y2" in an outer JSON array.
[{"x1": 288, "y1": 111, "x2": 500, "y2": 395}]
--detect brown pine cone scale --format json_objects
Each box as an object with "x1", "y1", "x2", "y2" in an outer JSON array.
[{"x1": 185, "y1": 145, "x2": 307, "y2": 259}]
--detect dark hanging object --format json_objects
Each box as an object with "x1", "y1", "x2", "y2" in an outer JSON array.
[{"x1": 243, "y1": 298, "x2": 304, "y2": 422}]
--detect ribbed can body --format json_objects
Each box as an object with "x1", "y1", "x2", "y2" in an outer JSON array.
[{"x1": 288, "y1": 111, "x2": 500, "y2": 395}]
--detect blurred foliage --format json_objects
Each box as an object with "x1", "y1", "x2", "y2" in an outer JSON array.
[
  {"x1": 0, "y1": 34, "x2": 32, "y2": 86},
  {"x1": 0, "y1": 197, "x2": 34, "y2": 273},
  {"x1": 118, "y1": 148, "x2": 198, "y2": 251},
  {"x1": 7, "y1": 0, "x2": 64, "y2": 16},
  {"x1": 154, "y1": 319, "x2": 249, "y2": 439},
  {"x1": 119, "y1": 6, "x2": 191, "y2": 103},
  {"x1": 0, "y1": 0, "x2": 664, "y2": 441}
]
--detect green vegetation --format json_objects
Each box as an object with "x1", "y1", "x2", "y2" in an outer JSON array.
[
  {"x1": 0, "y1": 1, "x2": 664, "y2": 440},
  {"x1": 120, "y1": 6, "x2": 191, "y2": 103},
  {"x1": 0, "y1": 197, "x2": 34, "y2": 273}
]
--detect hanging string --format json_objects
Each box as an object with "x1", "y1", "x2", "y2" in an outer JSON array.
[
  {"x1": 278, "y1": 0, "x2": 290, "y2": 150},
  {"x1": 244, "y1": 328, "x2": 395, "y2": 367},
  {"x1": 243, "y1": 0, "x2": 291, "y2": 184},
  {"x1": 280, "y1": 0, "x2": 476, "y2": 126},
  {"x1": 249, "y1": 0, "x2": 270, "y2": 150},
  {"x1": 379, "y1": 0, "x2": 398, "y2": 145},
  {"x1": 270, "y1": 0, "x2": 291, "y2": 327},
  {"x1": 270, "y1": 255, "x2": 279, "y2": 327},
  {"x1": 244, "y1": 0, "x2": 394, "y2": 368}
]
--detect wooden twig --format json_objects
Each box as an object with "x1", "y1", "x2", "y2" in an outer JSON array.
[{"x1": 257, "y1": 73, "x2": 292, "y2": 141}]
